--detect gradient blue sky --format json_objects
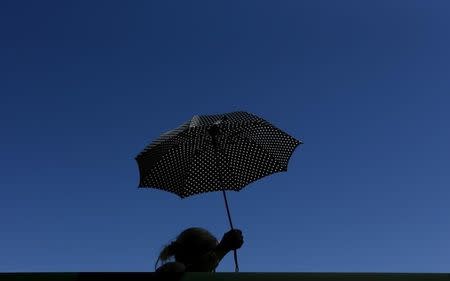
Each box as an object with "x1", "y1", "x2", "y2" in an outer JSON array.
[{"x1": 1, "y1": 0, "x2": 450, "y2": 273}]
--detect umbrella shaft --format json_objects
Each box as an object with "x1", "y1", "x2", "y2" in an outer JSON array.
[
  {"x1": 222, "y1": 189, "x2": 234, "y2": 229},
  {"x1": 215, "y1": 144, "x2": 239, "y2": 272},
  {"x1": 222, "y1": 189, "x2": 239, "y2": 272}
]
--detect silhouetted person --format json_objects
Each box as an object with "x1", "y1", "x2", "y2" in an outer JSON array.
[{"x1": 155, "y1": 227, "x2": 244, "y2": 272}]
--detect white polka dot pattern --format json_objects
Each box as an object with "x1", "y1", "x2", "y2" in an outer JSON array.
[{"x1": 135, "y1": 111, "x2": 302, "y2": 198}]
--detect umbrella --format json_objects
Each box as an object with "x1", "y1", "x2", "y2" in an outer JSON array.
[{"x1": 135, "y1": 111, "x2": 302, "y2": 272}]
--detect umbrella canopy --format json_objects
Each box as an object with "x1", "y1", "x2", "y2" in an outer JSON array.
[{"x1": 136, "y1": 111, "x2": 301, "y2": 198}]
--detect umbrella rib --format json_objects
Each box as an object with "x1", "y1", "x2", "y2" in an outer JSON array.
[
  {"x1": 234, "y1": 133, "x2": 286, "y2": 171},
  {"x1": 180, "y1": 146, "x2": 209, "y2": 198},
  {"x1": 221, "y1": 120, "x2": 262, "y2": 140},
  {"x1": 141, "y1": 139, "x2": 206, "y2": 197},
  {"x1": 215, "y1": 145, "x2": 243, "y2": 191},
  {"x1": 142, "y1": 128, "x2": 206, "y2": 174}
]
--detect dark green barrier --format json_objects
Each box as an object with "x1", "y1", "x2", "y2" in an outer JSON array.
[{"x1": 0, "y1": 273, "x2": 449, "y2": 281}]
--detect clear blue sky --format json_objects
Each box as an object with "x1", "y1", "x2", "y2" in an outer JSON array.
[{"x1": 1, "y1": 0, "x2": 449, "y2": 273}]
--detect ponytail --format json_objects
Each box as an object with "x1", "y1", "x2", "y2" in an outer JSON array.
[{"x1": 154, "y1": 241, "x2": 179, "y2": 270}]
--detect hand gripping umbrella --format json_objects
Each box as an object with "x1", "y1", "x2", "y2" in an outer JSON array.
[{"x1": 135, "y1": 111, "x2": 302, "y2": 272}]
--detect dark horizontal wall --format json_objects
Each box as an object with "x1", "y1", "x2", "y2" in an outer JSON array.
[{"x1": 0, "y1": 273, "x2": 449, "y2": 281}]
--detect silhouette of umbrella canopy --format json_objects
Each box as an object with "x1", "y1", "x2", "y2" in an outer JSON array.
[
  {"x1": 136, "y1": 111, "x2": 301, "y2": 197},
  {"x1": 135, "y1": 111, "x2": 301, "y2": 272}
]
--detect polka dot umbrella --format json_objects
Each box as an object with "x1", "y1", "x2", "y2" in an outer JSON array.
[{"x1": 135, "y1": 111, "x2": 302, "y2": 272}]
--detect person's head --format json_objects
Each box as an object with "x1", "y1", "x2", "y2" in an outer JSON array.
[{"x1": 155, "y1": 227, "x2": 218, "y2": 270}]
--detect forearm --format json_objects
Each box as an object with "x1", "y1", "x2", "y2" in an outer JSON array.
[{"x1": 213, "y1": 242, "x2": 230, "y2": 261}]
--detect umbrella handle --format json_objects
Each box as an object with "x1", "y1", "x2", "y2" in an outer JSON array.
[
  {"x1": 222, "y1": 190, "x2": 239, "y2": 272},
  {"x1": 233, "y1": 250, "x2": 239, "y2": 272}
]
